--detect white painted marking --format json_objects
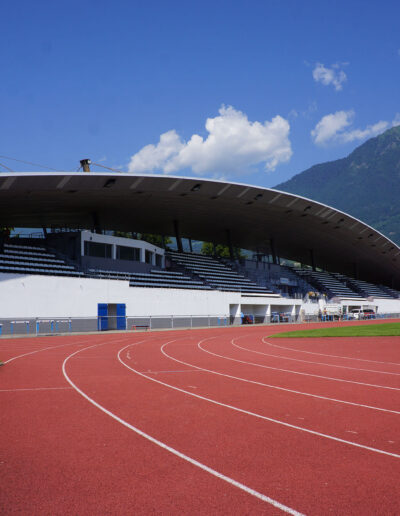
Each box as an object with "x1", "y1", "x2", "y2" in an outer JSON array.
[
  {"x1": 263, "y1": 339, "x2": 400, "y2": 367},
  {"x1": 346, "y1": 431, "x2": 358, "y2": 434},
  {"x1": 56, "y1": 176, "x2": 71, "y2": 189},
  {"x1": 143, "y1": 369, "x2": 207, "y2": 374},
  {"x1": 0, "y1": 177, "x2": 16, "y2": 190},
  {"x1": 230, "y1": 340, "x2": 400, "y2": 391},
  {"x1": 216, "y1": 184, "x2": 231, "y2": 196},
  {"x1": 130, "y1": 177, "x2": 144, "y2": 189},
  {"x1": 62, "y1": 342, "x2": 304, "y2": 516},
  {"x1": 256, "y1": 339, "x2": 400, "y2": 376},
  {"x1": 119, "y1": 341, "x2": 400, "y2": 459},
  {"x1": 268, "y1": 192, "x2": 282, "y2": 203},
  {"x1": 4, "y1": 339, "x2": 93, "y2": 364},
  {"x1": 178, "y1": 339, "x2": 400, "y2": 414},
  {"x1": 286, "y1": 198, "x2": 298, "y2": 208},
  {"x1": 237, "y1": 187, "x2": 250, "y2": 198},
  {"x1": 168, "y1": 179, "x2": 182, "y2": 191}
]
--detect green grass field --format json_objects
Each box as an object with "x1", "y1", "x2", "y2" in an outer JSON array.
[{"x1": 270, "y1": 322, "x2": 400, "y2": 338}]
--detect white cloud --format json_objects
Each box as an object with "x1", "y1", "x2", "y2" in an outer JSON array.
[
  {"x1": 128, "y1": 106, "x2": 292, "y2": 176},
  {"x1": 128, "y1": 130, "x2": 184, "y2": 173},
  {"x1": 392, "y1": 113, "x2": 400, "y2": 126},
  {"x1": 311, "y1": 110, "x2": 391, "y2": 145},
  {"x1": 312, "y1": 63, "x2": 347, "y2": 91}
]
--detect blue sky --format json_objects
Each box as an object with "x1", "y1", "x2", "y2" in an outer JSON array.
[{"x1": 1, "y1": 0, "x2": 399, "y2": 187}]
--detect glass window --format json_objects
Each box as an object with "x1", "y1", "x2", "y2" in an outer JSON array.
[
  {"x1": 84, "y1": 241, "x2": 112, "y2": 258},
  {"x1": 145, "y1": 250, "x2": 153, "y2": 264},
  {"x1": 116, "y1": 245, "x2": 140, "y2": 261},
  {"x1": 155, "y1": 254, "x2": 163, "y2": 267}
]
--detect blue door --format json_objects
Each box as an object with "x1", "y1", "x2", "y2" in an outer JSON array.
[
  {"x1": 116, "y1": 304, "x2": 126, "y2": 330},
  {"x1": 98, "y1": 303, "x2": 108, "y2": 331}
]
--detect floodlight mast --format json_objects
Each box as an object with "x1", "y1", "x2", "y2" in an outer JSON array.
[{"x1": 80, "y1": 159, "x2": 91, "y2": 172}]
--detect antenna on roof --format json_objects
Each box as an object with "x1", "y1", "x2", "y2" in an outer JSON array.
[{"x1": 80, "y1": 159, "x2": 91, "y2": 172}]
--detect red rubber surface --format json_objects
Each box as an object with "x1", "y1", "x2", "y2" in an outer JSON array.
[{"x1": 1, "y1": 321, "x2": 399, "y2": 515}]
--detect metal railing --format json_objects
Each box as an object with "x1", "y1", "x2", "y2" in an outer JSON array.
[{"x1": 1, "y1": 312, "x2": 399, "y2": 337}]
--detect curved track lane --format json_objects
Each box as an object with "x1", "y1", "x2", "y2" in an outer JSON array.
[{"x1": 1, "y1": 322, "x2": 400, "y2": 515}]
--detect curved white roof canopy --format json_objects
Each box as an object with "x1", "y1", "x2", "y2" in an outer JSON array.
[{"x1": 0, "y1": 172, "x2": 399, "y2": 287}]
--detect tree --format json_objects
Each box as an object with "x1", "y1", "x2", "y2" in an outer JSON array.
[
  {"x1": 200, "y1": 242, "x2": 244, "y2": 259},
  {"x1": 113, "y1": 231, "x2": 172, "y2": 249}
]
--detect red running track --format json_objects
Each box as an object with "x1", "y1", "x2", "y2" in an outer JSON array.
[{"x1": 1, "y1": 321, "x2": 399, "y2": 515}]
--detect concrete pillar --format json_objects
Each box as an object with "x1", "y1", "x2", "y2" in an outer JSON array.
[
  {"x1": 173, "y1": 220, "x2": 183, "y2": 253},
  {"x1": 92, "y1": 212, "x2": 101, "y2": 234},
  {"x1": 310, "y1": 249, "x2": 316, "y2": 271},
  {"x1": 226, "y1": 229, "x2": 235, "y2": 260},
  {"x1": 270, "y1": 239, "x2": 278, "y2": 265},
  {"x1": 188, "y1": 238, "x2": 193, "y2": 253}
]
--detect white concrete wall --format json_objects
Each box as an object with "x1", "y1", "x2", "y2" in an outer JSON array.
[
  {"x1": 81, "y1": 231, "x2": 165, "y2": 266},
  {"x1": 1, "y1": 272, "x2": 397, "y2": 321},
  {"x1": 0, "y1": 273, "x2": 237, "y2": 318}
]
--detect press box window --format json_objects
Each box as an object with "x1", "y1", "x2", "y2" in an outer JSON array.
[
  {"x1": 116, "y1": 245, "x2": 140, "y2": 261},
  {"x1": 84, "y1": 241, "x2": 112, "y2": 258},
  {"x1": 155, "y1": 254, "x2": 163, "y2": 267}
]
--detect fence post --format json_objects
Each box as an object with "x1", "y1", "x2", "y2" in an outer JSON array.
[
  {"x1": 171, "y1": 315, "x2": 174, "y2": 329},
  {"x1": 149, "y1": 316, "x2": 152, "y2": 330}
]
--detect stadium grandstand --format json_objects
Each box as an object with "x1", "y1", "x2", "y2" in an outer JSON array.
[{"x1": 0, "y1": 171, "x2": 399, "y2": 335}]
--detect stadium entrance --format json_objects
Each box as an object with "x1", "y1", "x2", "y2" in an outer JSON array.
[{"x1": 97, "y1": 303, "x2": 126, "y2": 331}]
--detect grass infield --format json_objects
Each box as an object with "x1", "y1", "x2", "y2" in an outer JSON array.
[{"x1": 270, "y1": 322, "x2": 400, "y2": 338}]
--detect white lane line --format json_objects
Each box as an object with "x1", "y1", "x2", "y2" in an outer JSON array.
[
  {"x1": 180, "y1": 339, "x2": 400, "y2": 414},
  {"x1": 253, "y1": 340, "x2": 400, "y2": 376},
  {"x1": 0, "y1": 387, "x2": 72, "y2": 392},
  {"x1": 263, "y1": 338, "x2": 400, "y2": 367},
  {"x1": 3, "y1": 339, "x2": 94, "y2": 364},
  {"x1": 143, "y1": 369, "x2": 208, "y2": 374},
  {"x1": 3, "y1": 333, "x2": 135, "y2": 365},
  {"x1": 120, "y1": 341, "x2": 400, "y2": 459},
  {"x1": 229, "y1": 340, "x2": 400, "y2": 391},
  {"x1": 62, "y1": 341, "x2": 305, "y2": 516}
]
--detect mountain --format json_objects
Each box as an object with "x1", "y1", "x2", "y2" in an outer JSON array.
[{"x1": 275, "y1": 126, "x2": 400, "y2": 245}]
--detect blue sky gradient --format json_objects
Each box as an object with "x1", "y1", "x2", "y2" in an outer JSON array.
[{"x1": 1, "y1": 0, "x2": 399, "y2": 186}]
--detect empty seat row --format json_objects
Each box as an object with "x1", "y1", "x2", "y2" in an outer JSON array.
[
  {"x1": 167, "y1": 251, "x2": 275, "y2": 294},
  {"x1": 87, "y1": 267, "x2": 211, "y2": 290}
]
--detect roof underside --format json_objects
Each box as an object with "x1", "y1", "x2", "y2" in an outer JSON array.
[{"x1": 0, "y1": 172, "x2": 399, "y2": 287}]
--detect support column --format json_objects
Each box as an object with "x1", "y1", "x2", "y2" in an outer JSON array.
[
  {"x1": 173, "y1": 220, "x2": 183, "y2": 253},
  {"x1": 92, "y1": 212, "x2": 101, "y2": 234},
  {"x1": 310, "y1": 249, "x2": 316, "y2": 271},
  {"x1": 188, "y1": 238, "x2": 193, "y2": 253},
  {"x1": 226, "y1": 229, "x2": 234, "y2": 260},
  {"x1": 270, "y1": 238, "x2": 278, "y2": 265}
]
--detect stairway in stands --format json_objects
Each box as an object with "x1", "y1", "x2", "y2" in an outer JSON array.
[
  {"x1": 292, "y1": 269, "x2": 363, "y2": 299},
  {"x1": 332, "y1": 273, "x2": 398, "y2": 299},
  {"x1": 167, "y1": 251, "x2": 278, "y2": 295}
]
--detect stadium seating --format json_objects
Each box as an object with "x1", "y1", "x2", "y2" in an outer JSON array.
[
  {"x1": 292, "y1": 269, "x2": 363, "y2": 299},
  {"x1": 167, "y1": 251, "x2": 278, "y2": 295},
  {"x1": 87, "y1": 267, "x2": 211, "y2": 290},
  {"x1": 332, "y1": 273, "x2": 396, "y2": 299},
  {"x1": 0, "y1": 242, "x2": 83, "y2": 277}
]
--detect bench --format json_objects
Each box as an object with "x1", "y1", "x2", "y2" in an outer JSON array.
[{"x1": 131, "y1": 325, "x2": 150, "y2": 331}]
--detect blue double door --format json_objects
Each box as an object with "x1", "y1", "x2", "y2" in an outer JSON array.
[{"x1": 98, "y1": 303, "x2": 126, "y2": 330}]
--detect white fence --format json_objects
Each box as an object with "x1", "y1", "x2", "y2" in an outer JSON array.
[{"x1": 1, "y1": 312, "x2": 399, "y2": 337}]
